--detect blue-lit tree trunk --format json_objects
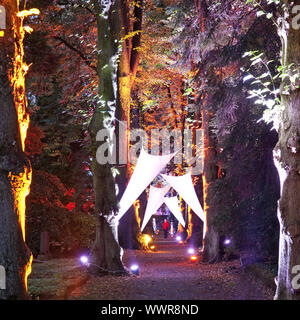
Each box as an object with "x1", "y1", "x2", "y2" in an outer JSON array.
[{"x1": 88, "y1": 0, "x2": 126, "y2": 275}]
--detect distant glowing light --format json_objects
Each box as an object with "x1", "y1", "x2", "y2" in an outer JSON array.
[
  {"x1": 80, "y1": 256, "x2": 89, "y2": 265},
  {"x1": 190, "y1": 256, "x2": 198, "y2": 262},
  {"x1": 130, "y1": 264, "x2": 140, "y2": 275},
  {"x1": 179, "y1": 241, "x2": 184, "y2": 244},
  {"x1": 0, "y1": 31, "x2": 4, "y2": 37},
  {"x1": 176, "y1": 236, "x2": 182, "y2": 242},
  {"x1": 188, "y1": 248, "x2": 195, "y2": 255},
  {"x1": 130, "y1": 264, "x2": 139, "y2": 271},
  {"x1": 145, "y1": 234, "x2": 152, "y2": 245},
  {"x1": 224, "y1": 238, "x2": 231, "y2": 245},
  {"x1": 140, "y1": 234, "x2": 152, "y2": 248},
  {"x1": 150, "y1": 245, "x2": 155, "y2": 250}
]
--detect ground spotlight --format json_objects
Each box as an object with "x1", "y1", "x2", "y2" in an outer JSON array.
[
  {"x1": 190, "y1": 255, "x2": 198, "y2": 263},
  {"x1": 145, "y1": 234, "x2": 152, "y2": 244},
  {"x1": 176, "y1": 236, "x2": 182, "y2": 242},
  {"x1": 150, "y1": 245, "x2": 156, "y2": 250},
  {"x1": 224, "y1": 238, "x2": 231, "y2": 246},
  {"x1": 141, "y1": 234, "x2": 152, "y2": 247},
  {"x1": 130, "y1": 264, "x2": 140, "y2": 275},
  {"x1": 188, "y1": 248, "x2": 195, "y2": 255},
  {"x1": 80, "y1": 255, "x2": 89, "y2": 266}
]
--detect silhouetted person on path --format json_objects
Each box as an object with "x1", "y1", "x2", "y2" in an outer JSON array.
[{"x1": 163, "y1": 219, "x2": 169, "y2": 239}]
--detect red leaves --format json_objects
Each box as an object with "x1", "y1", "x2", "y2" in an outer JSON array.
[
  {"x1": 65, "y1": 188, "x2": 76, "y2": 211},
  {"x1": 66, "y1": 202, "x2": 76, "y2": 212},
  {"x1": 64, "y1": 188, "x2": 75, "y2": 197},
  {"x1": 82, "y1": 200, "x2": 94, "y2": 213}
]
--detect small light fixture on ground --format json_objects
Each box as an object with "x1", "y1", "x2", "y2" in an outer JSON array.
[
  {"x1": 224, "y1": 238, "x2": 231, "y2": 245},
  {"x1": 145, "y1": 234, "x2": 152, "y2": 244},
  {"x1": 141, "y1": 234, "x2": 152, "y2": 248},
  {"x1": 80, "y1": 256, "x2": 89, "y2": 266},
  {"x1": 130, "y1": 264, "x2": 140, "y2": 275},
  {"x1": 190, "y1": 255, "x2": 198, "y2": 263},
  {"x1": 150, "y1": 245, "x2": 156, "y2": 250},
  {"x1": 188, "y1": 248, "x2": 195, "y2": 255},
  {"x1": 176, "y1": 236, "x2": 182, "y2": 242}
]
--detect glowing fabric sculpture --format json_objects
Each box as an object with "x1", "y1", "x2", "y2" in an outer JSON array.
[
  {"x1": 141, "y1": 187, "x2": 186, "y2": 231},
  {"x1": 140, "y1": 185, "x2": 170, "y2": 232},
  {"x1": 164, "y1": 196, "x2": 186, "y2": 228},
  {"x1": 117, "y1": 149, "x2": 176, "y2": 221},
  {"x1": 161, "y1": 172, "x2": 205, "y2": 222},
  {"x1": 170, "y1": 221, "x2": 174, "y2": 237}
]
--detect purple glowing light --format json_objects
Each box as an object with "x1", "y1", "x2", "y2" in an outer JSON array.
[
  {"x1": 224, "y1": 238, "x2": 231, "y2": 245},
  {"x1": 188, "y1": 248, "x2": 195, "y2": 255},
  {"x1": 80, "y1": 256, "x2": 89, "y2": 265},
  {"x1": 130, "y1": 264, "x2": 140, "y2": 275},
  {"x1": 130, "y1": 264, "x2": 139, "y2": 272}
]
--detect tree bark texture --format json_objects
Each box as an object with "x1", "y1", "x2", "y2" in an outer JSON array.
[
  {"x1": 274, "y1": 0, "x2": 300, "y2": 300},
  {"x1": 117, "y1": 0, "x2": 144, "y2": 248},
  {"x1": 202, "y1": 107, "x2": 220, "y2": 263},
  {"x1": 0, "y1": 0, "x2": 32, "y2": 299},
  {"x1": 88, "y1": 0, "x2": 126, "y2": 275}
]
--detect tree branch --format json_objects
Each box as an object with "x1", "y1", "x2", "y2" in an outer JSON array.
[
  {"x1": 130, "y1": 0, "x2": 143, "y2": 76},
  {"x1": 57, "y1": 1, "x2": 95, "y2": 15},
  {"x1": 120, "y1": 0, "x2": 132, "y2": 60},
  {"x1": 53, "y1": 36, "x2": 97, "y2": 72}
]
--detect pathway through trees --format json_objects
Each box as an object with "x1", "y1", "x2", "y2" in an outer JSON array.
[{"x1": 29, "y1": 235, "x2": 274, "y2": 300}]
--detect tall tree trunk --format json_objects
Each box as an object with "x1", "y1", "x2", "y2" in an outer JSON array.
[
  {"x1": 117, "y1": 0, "x2": 144, "y2": 248},
  {"x1": 274, "y1": 0, "x2": 300, "y2": 300},
  {"x1": 202, "y1": 107, "x2": 219, "y2": 262},
  {"x1": 194, "y1": 0, "x2": 220, "y2": 261},
  {"x1": 0, "y1": 0, "x2": 32, "y2": 299},
  {"x1": 117, "y1": 68, "x2": 141, "y2": 248},
  {"x1": 88, "y1": 0, "x2": 126, "y2": 275}
]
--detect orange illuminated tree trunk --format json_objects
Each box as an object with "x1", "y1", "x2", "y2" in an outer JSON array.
[
  {"x1": 0, "y1": 0, "x2": 33, "y2": 299},
  {"x1": 117, "y1": 0, "x2": 144, "y2": 249}
]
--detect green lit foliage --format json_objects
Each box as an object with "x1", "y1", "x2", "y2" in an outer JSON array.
[
  {"x1": 242, "y1": 50, "x2": 281, "y2": 128},
  {"x1": 242, "y1": 0, "x2": 300, "y2": 130},
  {"x1": 243, "y1": 50, "x2": 300, "y2": 129}
]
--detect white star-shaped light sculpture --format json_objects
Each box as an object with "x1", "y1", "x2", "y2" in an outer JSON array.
[{"x1": 117, "y1": 149, "x2": 205, "y2": 235}]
